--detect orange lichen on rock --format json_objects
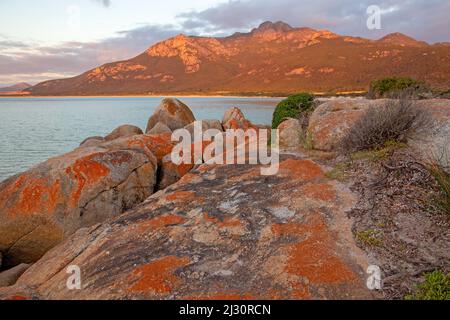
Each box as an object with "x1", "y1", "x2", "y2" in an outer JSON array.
[
  {"x1": 2, "y1": 176, "x2": 62, "y2": 217},
  {"x1": 278, "y1": 159, "x2": 324, "y2": 180},
  {"x1": 300, "y1": 183, "x2": 336, "y2": 201},
  {"x1": 137, "y1": 214, "x2": 186, "y2": 233},
  {"x1": 65, "y1": 154, "x2": 110, "y2": 208},
  {"x1": 109, "y1": 151, "x2": 133, "y2": 166},
  {"x1": 273, "y1": 214, "x2": 356, "y2": 285},
  {"x1": 271, "y1": 221, "x2": 306, "y2": 237},
  {"x1": 175, "y1": 163, "x2": 194, "y2": 177},
  {"x1": 183, "y1": 291, "x2": 255, "y2": 300},
  {"x1": 290, "y1": 283, "x2": 311, "y2": 299},
  {"x1": 165, "y1": 191, "x2": 200, "y2": 203},
  {"x1": 4, "y1": 295, "x2": 29, "y2": 300},
  {"x1": 128, "y1": 256, "x2": 189, "y2": 294},
  {"x1": 203, "y1": 213, "x2": 243, "y2": 229},
  {"x1": 313, "y1": 112, "x2": 361, "y2": 143},
  {"x1": 140, "y1": 133, "x2": 174, "y2": 162}
]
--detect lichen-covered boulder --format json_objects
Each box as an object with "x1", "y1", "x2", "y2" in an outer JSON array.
[
  {"x1": 79, "y1": 136, "x2": 104, "y2": 148},
  {"x1": 278, "y1": 118, "x2": 302, "y2": 149},
  {"x1": 146, "y1": 98, "x2": 196, "y2": 133},
  {"x1": 147, "y1": 122, "x2": 172, "y2": 135},
  {"x1": 0, "y1": 135, "x2": 159, "y2": 267},
  {"x1": 1, "y1": 156, "x2": 373, "y2": 300},
  {"x1": 308, "y1": 98, "x2": 387, "y2": 151},
  {"x1": 104, "y1": 125, "x2": 143, "y2": 142},
  {"x1": 222, "y1": 107, "x2": 254, "y2": 130}
]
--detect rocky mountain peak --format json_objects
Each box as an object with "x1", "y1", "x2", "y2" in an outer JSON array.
[
  {"x1": 378, "y1": 32, "x2": 428, "y2": 47},
  {"x1": 252, "y1": 21, "x2": 294, "y2": 33}
]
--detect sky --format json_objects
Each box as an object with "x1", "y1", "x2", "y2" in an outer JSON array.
[{"x1": 0, "y1": 0, "x2": 449, "y2": 86}]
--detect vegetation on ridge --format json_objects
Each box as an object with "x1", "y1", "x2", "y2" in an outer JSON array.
[{"x1": 368, "y1": 77, "x2": 429, "y2": 99}]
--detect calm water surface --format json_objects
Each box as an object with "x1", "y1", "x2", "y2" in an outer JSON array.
[{"x1": 0, "y1": 96, "x2": 280, "y2": 182}]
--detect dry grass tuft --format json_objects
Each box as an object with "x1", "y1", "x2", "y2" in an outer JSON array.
[{"x1": 341, "y1": 99, "x2": 430, "y2": 153}]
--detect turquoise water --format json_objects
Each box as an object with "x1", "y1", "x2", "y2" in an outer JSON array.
[{"x1": 0, "y1": 96, "x2": 280, "y2": 181}]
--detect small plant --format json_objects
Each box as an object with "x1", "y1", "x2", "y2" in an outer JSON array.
[
  {"x1": 350, "y1": 140, "x2": 407, "y2": 162},
  {"x1": 299, "y1": 131, "x2": 314, "y2": 150},
  {"x1": 405, "y1": 270, "x2": 450, "y2": 300},
  {"x1": 272, "y1": 92, "x2": 314, "y2": 129},
  {"x1": 368, "y1": 77, "x2": 428, "y2": 99},
  {"x1": 341, "y1": 99, "x2": 429, "y2": 153},
  {"x1": 356, "y1": 229, "x2": 384, "y2": 247},
  {"x1": 438, "y1": 88, "x2": 450, "y2": 99},
  {"x1": 426, "y1": 157, "x2": 450, "y2": 215},
  {"x1": 325, "y1": 163, "x2": 350, "y2": 181}
]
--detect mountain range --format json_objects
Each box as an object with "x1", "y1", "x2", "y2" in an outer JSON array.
[
  {"x1": 0, "y1": 82, "x2": 31, "y2": 93},
  {"x1": 25, "y1": 21, "x2": 450, "y2": 96}
]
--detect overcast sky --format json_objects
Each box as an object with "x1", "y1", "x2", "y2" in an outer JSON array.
[{"x1": 0, "y1": 0, "x2": 449, "y2": 86}]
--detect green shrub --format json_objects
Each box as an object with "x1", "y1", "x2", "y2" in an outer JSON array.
[
  {"x1": 405, "y1": 270, "x2": 450, "y2": 300},
  {"x1": 272, "y1": 93, "x2": 314, "y2": 129},
  {"x1": 368, "y1": 77, "x2": 428, "y2": 99}
]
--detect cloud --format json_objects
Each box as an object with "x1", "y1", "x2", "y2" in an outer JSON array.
[
  {"x1": 0, "y1": 24, "x2": 182, "y2": 85},
  {"x1": 178, "y1": 0, "x2": 450, "y2": 42},
  {"x1": 0, "y1": 40, "x2": 30, "y2": 49}
]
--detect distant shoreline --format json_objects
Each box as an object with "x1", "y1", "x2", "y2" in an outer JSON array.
[
  {"x1": 0, "y1": 91, "x2": 368, "y2": 99},
  {"x1": 0, "y1": 94, "x2": 286, "y2": 99}
]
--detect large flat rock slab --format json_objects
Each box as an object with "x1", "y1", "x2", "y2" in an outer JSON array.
[{"x1": 1, "y1": 155, "x2": 373, "y2": 300}]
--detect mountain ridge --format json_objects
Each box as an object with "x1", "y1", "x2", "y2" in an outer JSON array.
[
  {"x1": 0, "y1": 82, "x2": 31, "y2": 93},
  {"x1": 26, "y1": 21, "x2": 450, "y2": 96}
]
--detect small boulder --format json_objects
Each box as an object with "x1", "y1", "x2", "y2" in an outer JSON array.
[
  {"x1": 79, "y1": 136, "x2": 104, "y2": 148},
  {"x1": 222, "y1": 107, "x2": 253, "y2": 130},
  {"x1": 148, "y1": 122, "x2": 172, "y2": 135},
  {"x1": 146, "y1": 98, "x2": 196, "y2": 133},
  {"x1": 278, "y1": 118, "x2": 302, "y2": 149},
  {"x1": 104, "y1": 125, "x2": 143, "y2": 142},
  {"x1": 0, "y1": 264, "x2": 30, "y2": 288}
]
